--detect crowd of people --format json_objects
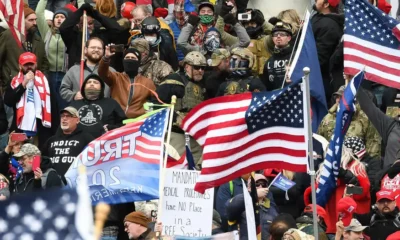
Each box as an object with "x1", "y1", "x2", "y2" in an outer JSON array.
[{"x1": 1, "y1": 0, "x2": 400, "y2": 239}]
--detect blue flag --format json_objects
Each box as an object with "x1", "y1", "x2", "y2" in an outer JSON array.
[
  {"x1": 316, "y1": 71, "x2": 364, "y2": 207},
  {"x1": 289, "y1": 10, "x2": 327, "y2": 133},
  {"x1": 271, "y1": 173, "x2": 296, "y2": 192},
  {"x1": 65, "y1": 108, "x2": 170, "y2": 205}
]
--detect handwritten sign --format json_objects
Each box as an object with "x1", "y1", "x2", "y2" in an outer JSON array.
[{"x1": 161, "y1": 169, "x2": 214, "y2": 238}]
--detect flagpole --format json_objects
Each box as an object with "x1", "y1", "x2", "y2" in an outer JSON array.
[
  {"x1": 80, "y1": 10, "x2": 87, "y2": 87},
  {"x1": 157, "y1": 95, "x2": 177, "y2": 236},
  {"x1": 303, "y1": 67, "x2": 319, "y2": 240}
]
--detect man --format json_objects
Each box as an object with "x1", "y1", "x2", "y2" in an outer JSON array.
[
  {"x1": 130, "y1": 38, "x2": 173, "y2": 86},
  {"x1": 41, "y1": 107, "x2": 94, "y2": 176},
  {"x1": 13, "y1": 143, "x2": 63, "y2": 193},
  {"x1": 177, "y1": 1, "x2": 216, "y2": 51},
  {"x1": 216, "y1": 47, "x2": 265, "y2": 96},
  {"x1": 98, "y1": 46, "x2": 155, "y2": 119},
  {"x1": 317, "y1": 87, "x2": 381, "y2": 158},
  {"x1": 60, "y1": 37, "x2": 112, "y2": 104},
  {"x1": 4, "y1": 52, "x2": 53, "y2": 149},
  {"x1": 23, "y1": 4, "x2": 50, "y2": 73},
  {"x1": 263, "y1": 22, "x2": 293, "y2": 91},
  {"x1": 70, "y1": 74, "x2": 126, "y2": 139},
  {"x1": 59, "y1": 3, "x2": 121, "y2": 69},
  {"x1": 362, "y1": 190, "x2": 400, "y2": 239},
  {"x1": 296, "y1": 205, "x2": 329, "y2": 239},
  {"x1": 205, "y1": 48, "x2": 231, "y2": 98},
  {"x1": 124, "y1": 211, "x2": 157, "y2": 239},
  {"x1": 335, "y1": 219, "x2": 367, "y2": 240},
  {"x1": 140, "y1": 16, "x2": 179, "y2": 70},
  {"x1": 312, "y1": 0, "x2": 343, "y2": 101}
]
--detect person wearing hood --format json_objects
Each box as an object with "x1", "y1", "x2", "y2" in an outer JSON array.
[
  {"x1": 262, "y1": 21, "x2": 293, "y2": 91},
  {"x1": 69, "y1": 74, "x2": 126, "y2": 139},
  {"x1": 311, "y1": 0, "x2": 344, "y2": 102},
  {"x1": 36, "y1": 0, "x2": 72, "y2": 111},
  {"x1": 41, "y1": 107, "x2": 94, "y2": 176},
  {"x1": 98, "y1": 46, "x2": 155, "y2": 119},
  {"x1": 136, "y1": 16, "x2": 178, "y2": 71},
  {"x1": 216, "y1": 47, "x2": 265, "y2": 96},
  {"x1": 130, "y1": 38, "x2": 173, "y2": 87},
  {"x1": 13, "y1": 143, "x2": 63, "y2": 194}
]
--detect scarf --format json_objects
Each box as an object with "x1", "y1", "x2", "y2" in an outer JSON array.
[{"x1": 11, "y1": 71, "x2": 52, "y2": 132}]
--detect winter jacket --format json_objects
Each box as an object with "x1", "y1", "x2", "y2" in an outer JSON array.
[
  {"x1": 205, "y1": 70, "x2": 230, "y2": 98},
  {"x1": 177, "y1": 22, "x2": 214, "y2": 55},
  {"x1": 69, "y1": 74, "x2": 126, "y2": 138},
  {"x1": 304, "y1": 163, "x2": 371, "y2": 234},
  {"x1": 97, "y1": 57, "x2": 156, "y2": 119},
  {"x1": 361, "y1": 153, "x2": 382, "y2": 203},
  {"x1": 0, "y1": 96, "x2": 7, "y2": 135},
  {"x1": 0, "y1": 27, "x2": 21, "y2": 89},
  {"x1": 23, "y1": 32, "x2": 50, "y2": 73},
  {"x1": 357, "y1": 88, "x2": 400, "y2": 167},
  {"x1": 226, "y1": 193, "x2": 279, "y2": 240},
  {"x1": 152, "y1": 29, "x2": 179, "y2": 71},
  {"x1": 0, "y1": 151, "x2": 15, "y2": 193},
  {"x1": 59, "y1": 6, "x2": 121, "y2": 69},
  {"x1": 60, "y1": 61, "x2": 112, "y2": 103},
  {"x1": 381, "y1": 87, "x2": 400, "y2": 114},
  {"x1": 262, "y1": 45, "x2": 292, "y2": 91},
  {"x1": 41, "y1": 126, "x2": 95, "y2": 176},
  {"x1": 36, "y1": 0, "x2": 67, "y2": 73},
  {"x1": 14, "y1": 156, "x2": 63, "y2": 194},
  {"x1": 364, "y1": 208, "x2": 400, "y2": 240},
  {"x1": 169, "y1": 20, "x2": 185, "y2": 61}
]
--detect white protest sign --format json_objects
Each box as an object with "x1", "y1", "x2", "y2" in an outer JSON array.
[{"x1": 161, "y1": 169, "x2": 214, "y2": 238}]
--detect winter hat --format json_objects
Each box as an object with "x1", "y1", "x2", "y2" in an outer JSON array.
[
  {"x1": 124, "y1": 211, "x2": 151, "y2": 227},
  {"x1": 283, "y1": 228, "x2": 315, "y2": 240},
  {"x1": 154, "y1": 8, "x2": 168, "y2": 18},
  {"x1": 337, "y1": 197, "x2": 357, "y2": 227},
  {"x1": 303, "y1": 204, "x2": 327, "y2": 221},
  {"x1": 343, "y1": 136, "x2": 366, "y2": 160},
  {"x1": 124, "y1": 47, "x2": 142, "y2": 62},
  {"x1": 64, "y1": 3, "x2": 78, "y2": 12},
  {"x1": 24, "y1": 3, "x2": 35, "y2": 18},
  {"x1": 54, "y1": 7, "x2": 72, "y2": 19},
  {"x1": 45, "y1": 10, "x2": 54, "y2": 21}
]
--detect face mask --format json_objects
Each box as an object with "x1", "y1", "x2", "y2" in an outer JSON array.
[
  {"x1": 145, "y1": 36, "x2": 157, "y2": 45},
  {"x1": 84, "y1": 89, "x2": 101, "y2": 100},
  {"x1": 204, "y1": 36, "x2": 220, "y2": 52},
  {"x1": 200, "y1": 15, "x2": 214, "y2": 25},
  {"x1": 246, "y1": 26, "x2": 261, "y2": 39},
  {"x1": 123, "y1": 59, "x2": 140, "y2": 78},
  {"x1": 230, "y1": 58, "x2": 249, "y2": 76}
]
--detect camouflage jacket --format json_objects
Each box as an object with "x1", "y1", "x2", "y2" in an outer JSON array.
[
  {"x1": 317, "y1": 103, "x2": 381, "y2": 157},
  {"x1": 140, "y1": 55, "x2": 174, "y2": 86}
]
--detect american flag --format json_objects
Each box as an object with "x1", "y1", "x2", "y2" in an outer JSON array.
[
  {"x1": 182, "y1": 79, "x2": 309, "y2": 193},
  {"x1": 0, "y1": 183, "x2": 93, "y2": 239},
  {"x1": 344, "y1": 0, "x2": 400, "y2": 89},
  {"x1": 166, "y1": 145, "x2": 196, "y2": 170},
  {"x1": 0, "y1": 0, "x2": 25, "y2": 48}
]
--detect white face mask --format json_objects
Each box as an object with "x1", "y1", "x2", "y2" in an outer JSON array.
[{"x1": 145, "y1": 36, "x2": 157, "y2": 45}]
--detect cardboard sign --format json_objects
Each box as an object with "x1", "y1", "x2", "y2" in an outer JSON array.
[{"x1": 161, "y1": 169, "x2": 214, "y2": 238}]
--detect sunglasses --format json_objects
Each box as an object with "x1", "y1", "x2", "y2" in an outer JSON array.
[
  {"x1": 193, "y1": 65, "x2": 206, "y2": 71},
  {"x1": 256, "y1": 182, "x2": 268, "y2": 188}
]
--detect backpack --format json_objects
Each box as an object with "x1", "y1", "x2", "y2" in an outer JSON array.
[{"x1": 41, "y1": 168, "x2": 66, "y2": 189}]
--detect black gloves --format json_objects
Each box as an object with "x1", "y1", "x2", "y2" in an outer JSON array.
[
  {"x1": 338, "y1": 168, "x2": 359, "y2": 185},
  {"x1": 387, "y1": 161, "x2": 400, "y2": 179},
  {"x1": 219, "y1": 3, "x2": 233, "y2": 17},
  {"x1": 188, "y1": 14, "x2": 200, "y2": 26},
  {"x1": 268, "y1": 17, "x2": 281, "y2": 26},
  {"x1": 223, "y1": 13, "x2": 238, "y2": 25}
]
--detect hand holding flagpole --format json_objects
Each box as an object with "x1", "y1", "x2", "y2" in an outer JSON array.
[{"x1": 80, "y1": 10, "x2": 88, "y2": 87}]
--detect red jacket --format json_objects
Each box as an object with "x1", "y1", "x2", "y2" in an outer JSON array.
[{"x1": 304, "y1": 165, "x2": 370, "y2": 234}]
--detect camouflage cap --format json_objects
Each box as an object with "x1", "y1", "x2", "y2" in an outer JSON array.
[
  {"x1": 13, "y1": 143, "x2": 40, "y2": 158},
  {"x1": 184, "y1": 51, "x2": 207, "y2": 66},
  {"x1": 209, "y1": 48, "x2": 230, "y2": 67},
  {"x1": 60, "y1": 106, "x2": 79, "y2": 118},
  {"x1": 333, "y1": 85, "x2": 346, "y2": 97},
  {"x1": 131, "y1": 38, "x2": 150, "y2": 54}
]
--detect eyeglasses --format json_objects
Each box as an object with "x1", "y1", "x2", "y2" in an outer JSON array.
[
  {"x1": 193, "y1": 65, "x2": 206, "y2": 71},
  {"x1": 273, "y1": 32, "x2": 289, "y2": 37}
]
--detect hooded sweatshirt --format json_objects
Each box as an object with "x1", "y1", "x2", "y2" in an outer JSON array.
[
  {"x1": 41, "y1": 126, "x2": 95, "y2": 176},
  {"x1": 70, "y1": 74, "x2": 127, "y2": 139}
]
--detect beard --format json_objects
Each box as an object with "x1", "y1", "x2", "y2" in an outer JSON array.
[
  {"x1": 60, "y1": 125, "x2": 69, "y2": 130},
  {"x1": 86, "y1": 53, "x2": 101, "y2": 63},
  {"x1": 27, "y1": 25, "x2": 38, "y2": 35},
  {"x1": 22, "y1": 67, "x2": 36, "y2": 74}
]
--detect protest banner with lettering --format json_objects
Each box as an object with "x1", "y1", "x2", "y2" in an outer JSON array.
[
  {"x1": 65, "y1": 109, "x2": 169, "y2": 205},
  {"x1": 161, "y1": 169, "x2": 214, "y2": 238}
]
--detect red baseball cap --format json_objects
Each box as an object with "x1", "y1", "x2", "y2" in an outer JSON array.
[
  {"x1": 387, "y1": 231, "x2": 400, "y2": 240},
  {"x1": 19, "y1": 52, "x2": 37, "y2": 65},
  {"x1": 376, "y1": 190, "x2": 396, "y2": 202},
  {"x1": 303, "y1": 204, "x2": 327, "y2": 221},
  {"x1": 328, "y1": 0, "x2": 340, "y2": 7},
  {"x1": 337, "y1": 197, "x2": 357, "y2": 227}
]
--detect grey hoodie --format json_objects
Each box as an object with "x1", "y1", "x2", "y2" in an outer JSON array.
[{"x1": 59, "y1": 62, "x2": 113, "y2": 102}]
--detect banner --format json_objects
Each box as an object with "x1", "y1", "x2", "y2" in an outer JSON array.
[
  {"x1": 270, "y1": 173, "x2": 296, "y2": 192},
  {"x1": 161, "y1": 169, "x2": 214, "y2": 237},
  {"x1": 65, "y1": 108, "x2": 170, "y2": 205}
]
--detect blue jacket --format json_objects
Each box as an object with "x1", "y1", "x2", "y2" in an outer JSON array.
[{"x1": 169, "y1": 21, "x2": 185, "y2": 61}]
